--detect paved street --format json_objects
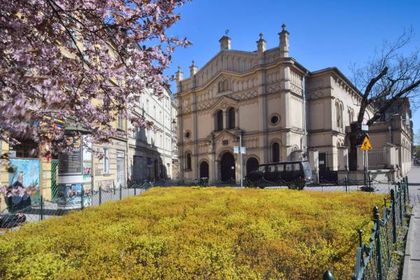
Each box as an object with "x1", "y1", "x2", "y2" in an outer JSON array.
[{"x1": 403, "y1": 165, "x2": 420, "y2": 280}]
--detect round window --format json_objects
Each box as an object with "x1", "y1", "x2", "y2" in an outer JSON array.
[
  {"x1": 184, "y1": 131, "x2": 191, "y2": 138},
  {"x1": 270, "y1": 114, "x2": 280, "y2": 125}
]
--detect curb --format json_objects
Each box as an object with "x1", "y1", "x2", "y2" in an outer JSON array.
[
  {"x1": 402, "y1": 211, "x2": 414, "y2": 280},
  {"x1": 401, "y1": 206, "x2": 417, "y2": 280}
]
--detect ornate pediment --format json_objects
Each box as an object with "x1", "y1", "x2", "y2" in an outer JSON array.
[
  {"x1": 191, "y1": 51, "x2": 258, "y2": 89},
  {"x1": 209, "y1": 129, "x2": 241, "y2": 147},
  {"x1": 208, "y1": 95, "x2": 238, "y2": 112}
]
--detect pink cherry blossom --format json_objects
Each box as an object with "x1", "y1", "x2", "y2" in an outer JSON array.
[{"x1": 0, "y1": 0, "x2": 190, "y2": 155}]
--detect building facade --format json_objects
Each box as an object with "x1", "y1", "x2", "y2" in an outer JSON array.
[
  {"x1": 0, "y1": 87, "x2": 178, "y2": 211},
  {"x1": 91, "y1": 87, "x2": 178, "y2": 190},
  {"x1": 127, "y1": 88, "x2": 178, "y2": 184},
  {"x1": 175, "y1": 25, "x2": 412, "y2": 184}
]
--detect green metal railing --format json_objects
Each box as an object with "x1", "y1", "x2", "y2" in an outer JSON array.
[{"x1": 324, "y1": 177, "x2": 410, "y2": 280}]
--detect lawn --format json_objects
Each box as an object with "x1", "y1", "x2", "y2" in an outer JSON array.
[{"x1": 0, "y1": 187, "x2": 385, "y2": 279}]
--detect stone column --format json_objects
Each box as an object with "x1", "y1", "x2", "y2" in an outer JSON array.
[
  {"x1": 0, "y1": 139, "x2": 9, "y2": 211},
  {"x1": 192, "y1": 91, "x2": 198, "y2": 180},
  {"x1": 308, "y1": 149, "x2": 319, "y2": 184},
  {"x1": 235, "y1": 108, "x2": 240, "y2": 129},
  {"x1": 235, "y1": 153, "x2": 240, "y2": 185},
  {"x1": 224, "y1": 109, "x2": 228, "y2": 130},
  {"x1": 39, "y1": 142, "x2": 52, "y2": 200},
  {"x1": 177, "y1": 102, "x2": 184, "y2": 181},
  {"x1": 208, "y1": 137, "x2": 216, "y2": 184}
]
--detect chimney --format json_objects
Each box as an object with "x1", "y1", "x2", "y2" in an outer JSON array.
[
  {"x1": 189, "y1": 60, "x2": 198, "y2": 77},
  {"x1": 279, "y1": 24, "x2": 289, "y2": 57},
  {"x1": 257, "y1": 33, "x2": 266, "y2": 53},
  {"x1": 219, "y1": 35, "x2": 231, "y2": 51}
]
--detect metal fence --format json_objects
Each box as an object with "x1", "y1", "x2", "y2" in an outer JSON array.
[
  {"x1": 1, "y1": 176, "x2": 412, "y2": 280},
  {"x1": 324, "y1": 177, "x2": 410, "y2": 280},
  {"x1": 0, "y1": 181, "x2": 153, "y2": 229}
]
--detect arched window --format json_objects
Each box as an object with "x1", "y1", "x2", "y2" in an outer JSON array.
[
  {"x1": 348, "y1": 108, "x2": 354, "y2": 124},
  {"x1": 335, "y1": 102, "x2": 340, "y2": 129},
  {"x1": 227, "y1": 107, "x2": 235, "y2": 129},
  {"x1": 272, "y1": 143, "x2": 280, "y2": 162},
  {"x1": 215, "y1": 110, "x2": 223, "y2": 131},
  {"x1": 185, "y1": 152, "x2": 192, "y2": 170},
  {"x1": 218, "y1": 79, "x2": 230, "y2": 93},
  {"x1": 223, "y1": 80, "x2": 229, "y2": 91},
  {"x1": 336, "y1": 101, "x2": 344, "y2": 129}
]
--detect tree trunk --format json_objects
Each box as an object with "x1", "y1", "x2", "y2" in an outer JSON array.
[{"x1": 349, "y1": 122, "x2": 362, "y2": 171}]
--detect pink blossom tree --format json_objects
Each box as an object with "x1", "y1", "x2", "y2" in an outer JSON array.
[{"x1": 0, "y1": 0, "x2": 189, "y2": 155}]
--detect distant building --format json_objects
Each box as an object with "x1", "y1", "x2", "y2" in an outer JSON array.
[
  {"x1": 91, "y1": 87, "x2": 178, "y2": 190},
  {"x1": 368, "y1": 98, "x2": 413, "y2": 176},
  {"x1": 175, "y1": 25, "x2": 412, "y2": 184},
  {"x1": 127, "y1": 88, "x2": 178, "y2": 184}
]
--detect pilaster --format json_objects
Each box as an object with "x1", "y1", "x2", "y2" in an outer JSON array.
[
  {"x1": 0, "y1": 139, "x2": 9, "y2": 211},
  {"x1": 235, "y1": 108, "x2": 240, "y2": 129},
  {"x1": 192, "y1": 92, "x2": 198, "y2": 179},
  {"x1": 177, "y1": 103, "x2": 184, "y2": 181},
  {"x1": 39, "y1": 142, "x2": 52, "y2": 200}
]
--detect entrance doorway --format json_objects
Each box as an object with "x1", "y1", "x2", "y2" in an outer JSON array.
[
  {"x1": 116, "y1": 151, "x2": 126, "y2": 188},
  {"x1": 246, "y1": 157, "x2": 259, "y2": 174},
  {"x1": 200, "y1": 161, "x2": 209, "y2": 179},
  {"x1": 220, "y1": 152, "x2": 235, "y2": 182}
]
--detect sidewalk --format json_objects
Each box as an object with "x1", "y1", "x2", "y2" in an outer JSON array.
[
  {"x1": 403, "y1": 206, "x2": 420, "y2": 279},
  {"x1": 402, "y1": 165, "x2": 420, "y2": 280}
]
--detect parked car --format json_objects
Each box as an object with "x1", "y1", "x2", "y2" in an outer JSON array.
[{"x1": 246, "y1": 161, "x2": 313, "y2": 189}]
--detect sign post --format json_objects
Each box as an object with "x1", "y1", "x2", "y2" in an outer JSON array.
[
  {"x1": 234, "y1": 134, "x2": 246, "y2": 188},
  {"x1": 360, "y1": 135, "x2": 373, "y2": 187}
]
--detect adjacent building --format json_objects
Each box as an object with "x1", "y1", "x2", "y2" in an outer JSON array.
[
  {"x1": 0, "y1": 87, "x2": 179, "y2": 211},
  {"x1": 91, "y1": 87, "x2": 178, "y2": 190}
]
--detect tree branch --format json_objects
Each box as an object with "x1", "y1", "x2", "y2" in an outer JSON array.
[
  {"x1": 357, "y1": 66, "x2": 388, "y2": 124},
  {"x1": 367, "y1": 79, "x2": 420, "y2": 126}
]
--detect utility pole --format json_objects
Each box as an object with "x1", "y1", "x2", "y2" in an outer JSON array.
[{"x1": 240, "y1": 133, "x2": 243, "y2": 188}]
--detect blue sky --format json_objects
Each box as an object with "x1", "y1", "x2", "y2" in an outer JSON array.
[{"x1": 165, "y1": 0, "x2": 420, "y2": 137}]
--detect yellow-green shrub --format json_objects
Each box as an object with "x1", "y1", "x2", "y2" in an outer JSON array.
[{"x1": 0, "y1": 188, "x2": 384, "y2": 279}]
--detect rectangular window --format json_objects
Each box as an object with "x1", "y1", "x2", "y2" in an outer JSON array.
[
  {"x1": 117, "y1": 112, "x2": 124, "y2": 130},
  {"x1": 103, "y1": 148, "x2": 109, "y2": 174}
]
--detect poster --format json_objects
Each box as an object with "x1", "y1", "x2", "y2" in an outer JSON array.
[
  {"x1": 55, "y1": 184, "x2": 91, "y2": 208},
  {"x1": 5, "y1": 159, "x2": 40, "y2": 211}
]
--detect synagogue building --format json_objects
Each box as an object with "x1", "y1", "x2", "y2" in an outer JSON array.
[{"x1": 175, "y1": 25, "x2": 412, "y2": 184}]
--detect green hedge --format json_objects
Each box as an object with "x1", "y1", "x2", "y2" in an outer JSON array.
[{"x1": 0, "y1": 187, "x2": 384, "y2": 279}]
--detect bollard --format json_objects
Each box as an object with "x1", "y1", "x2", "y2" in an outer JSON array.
[
  {"x1": 40, "y1": 195, "x2": 44, "y2": 221},
  {"x1": 358, "y1": 229, "x2": 363, "y2": 248},
  {"x1": 99, "y1": 186, "x2": 102, "y2": 205},
  {"x1": 345, "y1": 177, "x2": 348, "y2": 192},
  {"x1": 81, "y1": 188, "x2": 84, "y2": 210},
  {"x1": 398, "y1": 182, "x2": 403, "y2": 226},
  {"x1": 374, "y1": 206, "x2": 383, "y2": 280},
  {"x1": 119, "y1": 184, "x2": 123, "y2": 200},
  {"x1": 90, "y1": 184, "x2": 94, "y2": 206},
  {"x1": 391, "y1": 189, "x2": 397, "y2": 243},
  {"x1": 323, "y1": 270, "x2": 334, "y2": 280},
  {"x1": 403, "y1": 181, "x2": 407, "y2": 212}
]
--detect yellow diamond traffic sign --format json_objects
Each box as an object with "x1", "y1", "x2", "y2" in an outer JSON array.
[{"x1": 360, "y1": 136, "x2": 372, "y2": 151}]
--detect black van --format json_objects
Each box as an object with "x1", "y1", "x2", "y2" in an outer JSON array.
[{"x1": 246, "y1": 161, "x2": 313, "y2": 189}]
